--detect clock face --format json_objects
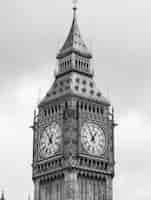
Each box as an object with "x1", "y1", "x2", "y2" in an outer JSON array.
[
  {"x1": 39, "y1": 122, "x2": 61, "y2": 158},
  {"x1": 81, "y1": 122, "x2": 106, "y2": 156}
]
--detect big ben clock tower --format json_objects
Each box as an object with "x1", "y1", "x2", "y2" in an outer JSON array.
[{"x1": 32, "y1": 3, "x2": 115, "y2": 200}]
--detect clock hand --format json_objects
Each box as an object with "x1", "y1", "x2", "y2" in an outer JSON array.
[
  {"x1": 88, "y1": 127, "x2": 96, "y2": 142},
  {"x1": 49, "y1": 130, "x2": 56, "y2": 144},
  {"x1": 94, "y1": 131, "x2": 97, "y2": 137},
  {"x1": 88, "y1": 126, "x2": 94, "y2": 137},
  {"x1": 90, "y1": 133, "x2": 95, "y2": 142},
  {"x1": 45, "y1": 129, "x2": 53, "y2": 144},
  {"x1": 45, "y1": 129, "x2": 50, "y2": 140},
  {"x1": 48, "y1": 133, "x2": 54, "y2": 144},
  {"x1": 91, "y1": 130, "x2": 98, "y2": 142}
]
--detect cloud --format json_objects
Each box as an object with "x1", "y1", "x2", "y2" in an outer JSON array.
[
  {"x1": 114, "y1": 111, "x2": 151, "y2": 200},
  {"x1": 14, "y1": 64, "x2": 53, "y2": 107},
  {"x1": 117, "y1": 111, "x2": 151, "y2": 148},
  {"x1": 0, "y1": 63, "x2": 54, "y2": 200}
]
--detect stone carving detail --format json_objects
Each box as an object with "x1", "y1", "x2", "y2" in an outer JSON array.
[
  {"x1": 63, "y1": 141, "x2": 79, "y2": 168},
  {"x1": 63, "y1": 156, "x2": 79, "y2": 168},
  {"x1": 64, "y1": 171, "x2": 79, "y2": 200},
  {"x1": 63, "y1": 109, "x2": 77, "y2": 120}
]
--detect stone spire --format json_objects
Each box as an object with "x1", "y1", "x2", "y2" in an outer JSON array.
[
  {"x1": 0, "y1": 191, "x2": 5, "y2": 200},
  {"x1": 56, "y1": 4, "x2": 92, "y2": 59},
  {"x1": 39, "y1": 2, "x2": 110, "y2": 106}
]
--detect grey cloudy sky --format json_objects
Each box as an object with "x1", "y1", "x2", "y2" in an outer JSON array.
[{"x1": 0, "y1": 0, "x2": 150, "y2": 200}]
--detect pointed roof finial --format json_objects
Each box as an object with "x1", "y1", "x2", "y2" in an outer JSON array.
[
  {"x1": 72, "y1": 0, "x2": 78, "y2": 9},
  {"x1": 72, "y1": 0, "x2": 78, "y2": 16}
]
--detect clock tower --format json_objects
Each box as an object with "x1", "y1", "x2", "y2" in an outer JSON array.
[{"x1": 32, "y1": 4, "x2": 115, "y2": 200}]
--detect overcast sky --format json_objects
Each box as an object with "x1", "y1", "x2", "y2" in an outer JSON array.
[{"x1": 0, "y1": 0, "x2": 150, "y2": 200}]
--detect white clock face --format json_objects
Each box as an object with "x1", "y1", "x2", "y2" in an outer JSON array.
[
  {"x1": 81, "y1": 122, "x2": 106, "y2": 156},
  {"x1": 39, "y1": 122, "x2": 61, "y2": 158}
]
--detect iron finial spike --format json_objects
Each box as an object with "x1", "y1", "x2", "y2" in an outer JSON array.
[{"x1": 72, "y1": 0, "x2": 78, "y2": 17}]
